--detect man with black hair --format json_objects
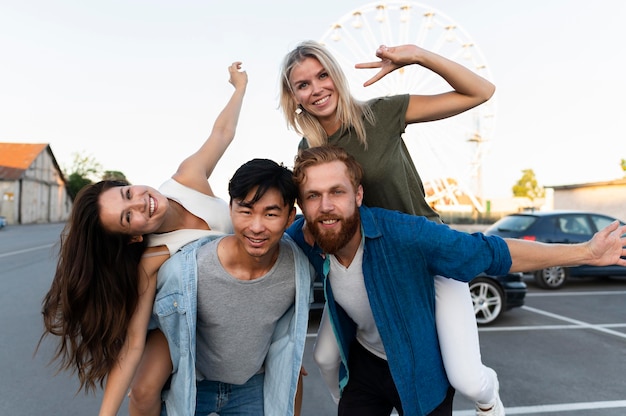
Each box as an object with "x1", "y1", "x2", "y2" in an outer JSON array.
[{"x1": 154, "y1": 158, "x2": 314, "y2": 416}]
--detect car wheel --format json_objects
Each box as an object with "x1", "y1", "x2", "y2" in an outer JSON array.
[
  {"x1": 534, "y1": 266, "x2": 569, "y2": 289},
  {"x1": 469, "y1": 277, "x2": 504, "y2": 325}
]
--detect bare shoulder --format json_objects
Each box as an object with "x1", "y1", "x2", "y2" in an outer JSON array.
[
  {"x1": 172, "y1": 168, "x2": 213, "y2": 195},
  {"x1": 139, "y1": 246, "x2": 171, "y2": 280}
]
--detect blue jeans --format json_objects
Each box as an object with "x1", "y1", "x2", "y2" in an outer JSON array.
[{"x1": 195, "y1": 373, "x2": 264, "y2": 416}]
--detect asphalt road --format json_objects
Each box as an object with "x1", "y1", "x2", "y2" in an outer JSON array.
[{"x1": 2, "y1": 223, "x2": 626, "y2": 415}]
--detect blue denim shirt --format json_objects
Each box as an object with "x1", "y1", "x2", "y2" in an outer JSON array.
[
  {"x1": 153, "y1": 234, "x2": 313, "y2": 416},
  {"x1": 286, "y1": 205, "x2": 511, "y2": 416}
]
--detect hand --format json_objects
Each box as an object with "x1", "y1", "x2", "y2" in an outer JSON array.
[
  {"x1": 228, "y1": 61, "x2": 248, "y2": 90},
  {"x1": 586, "y1": 221, "x2": 626, "y2": 266},
  {"x1": 355, "y1": 44, "x2": 422, "y2": 87}
]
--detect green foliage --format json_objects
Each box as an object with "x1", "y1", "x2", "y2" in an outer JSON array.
[
  {"x1": 621, "y1": 159, "x2": 626, "y2": 176},
  {"x1": 512, "y1": 169, "x2": 545, "y2": 201},
  {"x1": 66, "y1": 172, "x2": 93, "y2": 199},
  {"x1": 63, "y1": 152, "x2": 103, "y2": 199},
  {"x1": 63, "y1": 152, "x2": 128, "y2": 199},
  {"x1": 102, "y1": 170, "x2": 128, "y2": 182}
]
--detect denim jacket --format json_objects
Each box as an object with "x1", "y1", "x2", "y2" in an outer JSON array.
[
  {"x1": 286, "y1": 205, "x2": 511, "y2": 416},
  {"x1": 153, "y1": 234, "x2": 313, "y2": 416}
]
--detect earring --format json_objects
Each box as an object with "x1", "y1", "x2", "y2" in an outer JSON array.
[{"x1": 295, "y1": 105, "x2": 303, "y2": 115}]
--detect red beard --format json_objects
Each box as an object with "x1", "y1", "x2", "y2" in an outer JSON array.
[{"x1": 305, "y1": 208, "x2": 360, "y2": 254}]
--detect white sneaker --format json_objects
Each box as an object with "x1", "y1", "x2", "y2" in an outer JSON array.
[{"x1": 475, "y1": 368, "x2": 505, "y2": 416}]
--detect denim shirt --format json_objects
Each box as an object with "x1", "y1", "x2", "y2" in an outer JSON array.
[
  {"x1": 286, "y1": 205, "x2": 511, "y2": 416},
  {"x1": 153, "y1": 234, "x2": 313, "y2": 416}
]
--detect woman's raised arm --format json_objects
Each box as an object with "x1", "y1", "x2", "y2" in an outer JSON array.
[{"x1": 173, "y1": 61, "x2": 248, "y2": 195}]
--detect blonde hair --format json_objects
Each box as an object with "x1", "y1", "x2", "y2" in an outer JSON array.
[{"x1": 279, "y1": 40, "x2": 374, "y2": 148}]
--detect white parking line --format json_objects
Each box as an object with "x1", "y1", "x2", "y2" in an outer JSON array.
[
  {"x1": 479, "y1": 323, "x2": 626, "y2": 332},
  {"x1": 360, "y1": 397, "x2": 626, "y2": 415},
  {"x1": 527, "y1": 290, "x2": 626, "y2": 297},
  {"x1": 0, "y1": 244, "x2": 54, "y2": 259},
  {"x1": 518, "y1": 305, "x2": 626, "y2": 340},
  {"x1": 452, "y1": 400, "x2": 626, "y2": 415}
]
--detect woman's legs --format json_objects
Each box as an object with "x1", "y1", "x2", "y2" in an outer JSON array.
[
  {"x1": 313, "y1": 304, "x2": 341, "y2": 404},
  {"x1": 128, "y1": 329, "x2": 173, "y2": 416},
  {"x1": 316, "y1": 278, "x2": 502, "y2": 410},
  {"x1": 434, "y1": 276, "x2": 500, "y2": 407}
]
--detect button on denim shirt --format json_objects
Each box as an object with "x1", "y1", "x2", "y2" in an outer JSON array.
[
  {"x1": 153, "y1": 234, "x2": 314, "y2": 416},
  {"x1": 287, "y1": 205, "x2": 512, "y2": 416}
]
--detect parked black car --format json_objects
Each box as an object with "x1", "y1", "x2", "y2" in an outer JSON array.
[
  {"x1": 470, "y1": 272, "x2": 526, "y2": 325},
  {"x1": 311, "y1": 272, "x2": 526, "y2": 325},
  {"x1": 485, "y1": 210, "x2": 626, "y2": 289}
]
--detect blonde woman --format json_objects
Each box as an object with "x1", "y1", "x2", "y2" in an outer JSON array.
[{"x1": 279, "y1": 41, "x2": 502, "y2": 416}]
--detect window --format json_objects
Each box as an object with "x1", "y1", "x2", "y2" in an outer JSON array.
[{"x1": 559, "y1": 215, "x2": 591, "y2": 236}]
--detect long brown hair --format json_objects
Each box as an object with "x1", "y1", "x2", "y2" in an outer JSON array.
[
  {"x1": 39, "y1": 180, "x2": 147, "y2": 392},
  {"x1": 279, "y1": 40, "x2": 375, "y2": 148}
]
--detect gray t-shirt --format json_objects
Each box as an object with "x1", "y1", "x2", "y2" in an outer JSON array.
[{"x1": 195, "y1": 237, "x2": 296, "y2": 385}]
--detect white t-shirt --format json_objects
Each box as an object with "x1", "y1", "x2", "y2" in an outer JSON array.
[{"x1": 328, "y1": 239, "x2": 387, "y2": 359}]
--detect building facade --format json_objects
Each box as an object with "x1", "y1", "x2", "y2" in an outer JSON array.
[
  {"x1": 547, "y1": 178, "x2": 626, "y2": 221},
  {"x1": 0, "y1": 142, "x2": 72, "y2": 225}
]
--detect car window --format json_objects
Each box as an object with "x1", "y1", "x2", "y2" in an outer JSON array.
[
  {"x1": 558, "y1": 215, "x2": 592, "y2": 236},
  {"x1": 590, "y1": 214, "x2": 623, "y2": 231},
  {"x1": 489, "y1": 215, "x2": 537, "y2": 232}
]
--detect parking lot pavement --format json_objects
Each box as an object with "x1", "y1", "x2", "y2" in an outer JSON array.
[
  {"x1": 456, "y1": 276, "x2": 626, "y2": 415},
  {"x1": 6, "y1": 224, "x2": 626, "y2": 415}
]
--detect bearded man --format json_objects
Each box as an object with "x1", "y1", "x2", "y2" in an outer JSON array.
[{"x1": 286, "y1": 145, "x2": 626, "y2": 416}]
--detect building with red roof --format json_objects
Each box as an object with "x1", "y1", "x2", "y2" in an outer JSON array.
[{"x1": 0, "y1": 142, "x2": 71, "y2": 224}]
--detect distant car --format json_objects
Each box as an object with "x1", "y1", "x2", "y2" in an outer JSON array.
[
  {"x1": 311, "y1": 272, "x2": 526, "y2": 325},
  {"x1": 0, "y1": 216, "x2": 6, "y2": 229},
  {"x1": 485, "y1": 210, "x2": 626, "y2": 289}
]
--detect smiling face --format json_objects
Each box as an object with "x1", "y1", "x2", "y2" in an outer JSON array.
[
  {"x1": 299, "y1": 160, "x2": 363, "y2": 255},
  {"x1": 98, "y1": 184, "x2": 169, "y2": 236},
  {"x1": 288, "y1": 56, "x2": 340, "y2": 133},
  {"x1": 230, "y1": 186, "x2": 295, "y2": 261}
]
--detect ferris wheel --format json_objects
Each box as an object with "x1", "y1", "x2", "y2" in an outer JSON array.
[{"x1": 319, "y1": 1, "x2": 496, "y2": 211}]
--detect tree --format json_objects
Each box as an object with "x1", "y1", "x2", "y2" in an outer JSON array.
[
  {"x1": 63, "y1": 152, "x2": 103, "y2": 198},
  {"x1": 63, "y1": 153, "x2": 129, "y2": 199},
  {"x1": 102, "y1": 170, "x2": 128, "y2": 182},
  {"x1": 621, "y1": 159, "x2": 626, "y2": 177},
  {"x1": 512, "y1": 169, "x2": 545, "y2": 201},
  {"x1": 66, "y1": 172, "x2": 93, "y2": 199}
]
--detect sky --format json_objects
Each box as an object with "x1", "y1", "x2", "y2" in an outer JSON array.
[{"x1": 1, "y1": 0, "x2": 625, "y2": 201}]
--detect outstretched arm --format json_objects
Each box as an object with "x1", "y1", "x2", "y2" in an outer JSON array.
[
  {"x1": 98, "y1": 253, "x2": 167, "y2": 416},
  {"x1": 506, "y1": 221, "x2": 626, "y2": 273},
  {"x1": 356, "y1": 44, "x2": 495, "y2": 124},
  {"x1": 173, "y1": 61, "x2": 248, "y2": 195}
]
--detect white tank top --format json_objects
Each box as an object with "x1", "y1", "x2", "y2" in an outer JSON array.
[{"x1": 147, "y1": 179, "x2": 233, "y2": 255}]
